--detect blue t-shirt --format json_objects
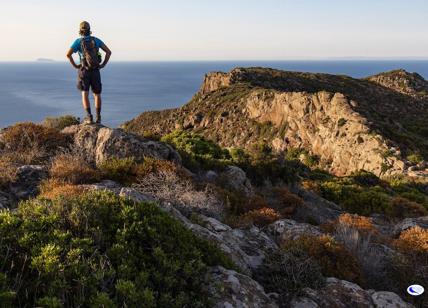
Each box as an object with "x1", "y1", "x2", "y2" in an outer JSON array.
[{"x1": 70, "y1": 36, "x2": 104, "y2": 58}]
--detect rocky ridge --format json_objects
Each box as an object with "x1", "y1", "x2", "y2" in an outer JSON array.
[{"x1": 123, "y1": 67, "x2": 428, "y2": 177}]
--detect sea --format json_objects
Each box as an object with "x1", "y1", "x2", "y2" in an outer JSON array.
[{"x1": 1, "y1": 60, "x2": 428, "y2": 128}]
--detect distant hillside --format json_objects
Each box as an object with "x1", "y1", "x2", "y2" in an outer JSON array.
[{"x1": 122, "y1": 67, "x2": 428, "y2": 176}]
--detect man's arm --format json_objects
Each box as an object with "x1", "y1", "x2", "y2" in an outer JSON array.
[
  {"x1": 99, "y1": 44, "x2": 112, "y2": 68},
  {"x1": 66, "y1": 48, "x2": 80, "y2": 69}
]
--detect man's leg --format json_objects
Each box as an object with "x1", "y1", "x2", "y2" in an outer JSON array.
[
  {"x1": 94, "y1": 93, "x2": 102, "y2": 123},
  {"x1": 81, "y1": 91, "x2": 93, "y2": 123}
]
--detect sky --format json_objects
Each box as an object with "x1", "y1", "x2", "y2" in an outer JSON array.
[{"x1": 1, "y1": 0, "x2": 427, "y2": 61}]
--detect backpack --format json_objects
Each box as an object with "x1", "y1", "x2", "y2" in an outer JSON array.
[{"x1": 80, "y1": 37, "x2": 100, "y2": 69}]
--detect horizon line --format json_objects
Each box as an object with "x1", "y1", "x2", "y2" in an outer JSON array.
[{"x1": 2, "y1": 57, "x2": 428, "y2": 63}]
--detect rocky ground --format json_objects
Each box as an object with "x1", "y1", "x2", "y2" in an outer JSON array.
[{"x1": 0, "y1": 120, "x2": 425, "y2": 307}]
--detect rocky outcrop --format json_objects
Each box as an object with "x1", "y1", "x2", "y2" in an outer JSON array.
[
  {"x1": 124, "y1": 67, "x2": 428, "y2": 177},
  {"x1": 220, "y1": 166, "x2": 254, "y2": 197},
  {"x1": 62, "y1": 124, "x2": 180, "y2": 165},
  {"x1": 268, "y1": 219, "x2": 323, "y2": 242},
  {"x1": 206, "y1": 266, "x2": 278, "y2": 308},
  {"x1": 393, "y1": 216, "x2": 428, "y2": 236},
  {"x1": 367, "y1": 69, "x2": 428, "y2": 99},
  {"x1": 291, "y1": 278, "x2": 414, "y2": 308},
  {"x1": 245, "y1": 90, "x2": 405, "y2": 176}
]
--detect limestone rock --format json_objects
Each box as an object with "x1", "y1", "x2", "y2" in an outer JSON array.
[
  {"x1": 206, "y1": 266, "x2": 278, "y2": 308},
  {"x1": 268, "y1": 219, "x2": 323, "y2": 243},
  {"x1": 159, "y1": 202, "x2": 277, "y2": 275},
  {"x1": 370, "y1": 291, "x2": 415, "y2": 308},
  {"x1": 291, "y1": 278, "x2": 414, "y2": 308},
  {"x1": 220, "y1": 166, "x2": 253, "y2": 197},
  {"x1": 9, "y1": 165, "x2": 48, "y2": 202},
  {"x1": 62, "y1": 124, "x2": 181, "y2": 165},
  {"x1": 393, "y1": 216, "x2": 428, "y2": 236}
]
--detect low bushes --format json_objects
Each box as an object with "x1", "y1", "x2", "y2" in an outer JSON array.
[
  {"x1": 238, "y1": 208, "x2": 281, "y2": 228},
  {"x1": 255, "y1": 247, "x2": 325, "y2": 303},
  {"x1": 318, "y1": 173, "x2": 428, "y2": 218},
  {"x1": 0, "y1": 191, "x2": 234, "y2": 307},
  {"x1": 99, "y1": 157, "x2": 137, "y2": 184},
  {"x1": 0, "y1": 157, "x2": 17, "y2": 188},
  {"x1": 161, "y1": 130, "x2": 231, "y2": 171},
  {"x1": 390, "y1": 227, "x2": 428, "y2": 304},
  {"x1": 281, "y1": 235, "x2": 364, "y2": 286},
  {"x1": 50, "y1": 152, "x2": 100, "y2": 184},
  {"x1": 1, "y1": 122, "x2": 70, "y2": 164},
  {"x1": 38, "y1": 180, "x2": 88, "y2": 200},
  {"x1": 42, "y1": 115, "x2": 80, "y2": 131}
]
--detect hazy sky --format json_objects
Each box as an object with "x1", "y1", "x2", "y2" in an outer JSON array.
[{"x1": 1, "y1": 0, "x2": 427, "y2": 61}]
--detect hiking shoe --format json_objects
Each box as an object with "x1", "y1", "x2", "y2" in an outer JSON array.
[
  {"x1": 83, "y1": 114, "x2": 93, "y2": 124},
  {"x1": 95, "y1": 115, "x2": 101, "y2": 124}
]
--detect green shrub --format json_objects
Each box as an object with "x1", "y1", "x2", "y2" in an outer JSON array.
[
  {"x1": 350, "y1": 170, "x2": 381, "y2": 187},
  {"x1": 407, "y1": 152, "x2": 424, "y2": 164},
  {"x1": 42, "y1": 115, "x2": 80, "y2": 130},
  {"x1": 99, "y1": 157, "x2": 137, "y2": 184},
  {"x1": 161, "y1": 130, "x2": 231, "y2": 171},
  {"x1": 0, "y1": 191, "x2": 234, "y2": 307}
]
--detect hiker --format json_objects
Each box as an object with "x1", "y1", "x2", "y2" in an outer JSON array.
[{"x1": 66, "y1": 21, "x2": 112, "y2": 124}]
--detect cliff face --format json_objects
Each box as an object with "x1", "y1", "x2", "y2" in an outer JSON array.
[{"x1": 123, "y1": 67, "x2": 428, "y2": 177}]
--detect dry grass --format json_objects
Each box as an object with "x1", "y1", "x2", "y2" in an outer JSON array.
[
  {"x1": 135, "y1": 157, "x2": 184, "y2": 178},
  {"x1": 238, "y1": 207, "x2": 281, "y2": 228},
  {"x1": 50, "y1": 152, "x2": 100, "y2": 184},
  {"x1": 133, "y1": 169, "x2": 223, "y2": 216},
  {"x1": 322, "y1": 213, "x2": 379, "y2": 236},
  {"x1": 394, "y1": 226, "x2": 428, "y2": 254},
  {"x1": 282, "y1": 234, "x2": 363, "y2": 285},
  {"x1": 271, "y1": 187, "x2": 304, "y2": 217},
  {"x1": 1, "y1": 122, "x2": 70, "y2": 164},
  {"x1": 301, "y1": 180, "x2": 322, "y2": 194},
  {"x1": 0, "y1": 155, "x2": 18, "y2": 188},
  {"x1": 39, "y1": 179, "x2": 88, "y2": 200}
]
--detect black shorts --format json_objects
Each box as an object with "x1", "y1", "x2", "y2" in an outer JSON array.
[{"x1": 77, "y1": 68, "x2": 102, "y2": 94}]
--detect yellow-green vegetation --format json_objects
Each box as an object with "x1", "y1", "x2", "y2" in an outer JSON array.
[
  {"x1": 98, "y1": 157, "x2": 138, "y2": 184},
  {"x1": 161, "y1": 130, "x2": 232, "y2": 171},
  {"x1": 314, "y1": 170, "x2": 428, "y2": 218},
  {"x1": 0, "y1": 191, "x2": 234, "y2": 307},
  {"x1": 42, "y1": 115, "x2": 80, "y2": 131}
]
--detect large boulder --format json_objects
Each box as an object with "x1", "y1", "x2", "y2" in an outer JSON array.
[
  {"x1": 268, "y1": 219, "x2": 323, "y2": 243},
  {"x1": 220, "y1": 166, "x2": 254, "y2": 197},
  {"x1": 62, "y1": 124, "x2": 181, "y2": 165},
  {"x1": 206, "y1": 266, "x2": 278, "y2": 308}
]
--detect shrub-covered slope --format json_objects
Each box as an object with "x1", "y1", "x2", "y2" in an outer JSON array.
[{"x1": 123, "y1": 67, "x2": 428, "y2": 176}]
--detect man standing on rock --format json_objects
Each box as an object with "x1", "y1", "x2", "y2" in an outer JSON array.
[{"x1": 66, "y1": 21, "x2": 112, "y2": 124}]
